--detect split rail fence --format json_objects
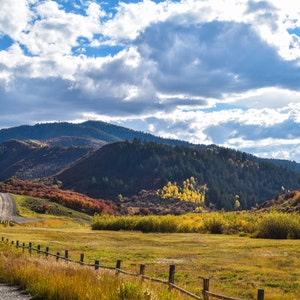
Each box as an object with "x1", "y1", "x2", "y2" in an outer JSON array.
[{"x1": 1, "y1": 237, "x2": 265, "y2": 300}]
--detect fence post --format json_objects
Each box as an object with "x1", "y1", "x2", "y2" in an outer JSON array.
[
  {"x1": 139, "y1": 264, "x2": 145, "y2": 276},
  {"x1": 1, "y1": 237, "x2": 3, "y2": 242},
  {"x1": 80, "y1": 253, "x2": 84, "y2": 265},
  {"x1": 168, "y1": 265, "x2": 176, "y2": 287},
  {"x1": 22, "y1": 243, "x2": 25, "y2": 253},
  {"x1": 37, "y1": 245, "x2": 41, "y2": 254},
  {"x1": 29, "y1": 242, "x2": 32, "y2": 255},
  {"x1": 46, "y1": 247, "x2": 49, "y2": 257},
  {"x1": 56, "y1": 252, "x2": 60, "y2": 262},
  {"x1": 202, "y1": 278, "x2": 209, "y2": 300},
  {"x1": 95, "y1": 260, "x2": 100, "y2": 270},
  {"x1": 16, "y1": 240, "x2": 19, "y2": 248},
  {"x1": 257, "y1": 289, "x2": 264, "y2": 300},
  {"x1": 65, "y1": 250, "x2": 69, "y2": 262},
  {"x1": 116, "y1": 260, "x2": 122, "y2": 275}
]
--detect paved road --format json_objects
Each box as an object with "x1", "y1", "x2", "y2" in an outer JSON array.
[
  {"x1": 0, "y1": 284, "x2": 31, "y2": 299},
  {"x1": 0, "y1": 194, "x2": 39, "y2": 299},
  {"x1": 0, "y1": 193, "x2": 42, "y2": 224},
  {"x1": 0, "y1": 193, "x2": 40, "y2": 300}
]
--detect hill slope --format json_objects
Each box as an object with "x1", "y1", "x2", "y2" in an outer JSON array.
[
  {"x1": 256, "y1": 189, "x2": 300, "y2": 213},
  {"x1": 0, "y1": 179, "x2": 116, "y2": 215},
  {"x1": 56, "y1": 140, "x2": 300, "y2": 210},
  {"x1": 0, "y1": 139, "x2": 92, "y2": 181}
]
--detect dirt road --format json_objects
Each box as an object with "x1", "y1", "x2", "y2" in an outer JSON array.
[
  {"x1": 0, "y1": 283, "x2": 31, "y2": 300},
  {"x1": 0, "y1": 193, "x2": 42, "y2": 224}
]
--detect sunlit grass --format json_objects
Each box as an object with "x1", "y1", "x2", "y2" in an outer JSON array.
[
  {"x1": 2, "y1": 197, "x2": 300, "y2": 299},
  {"x1": 1, "y1": 226, "x2": 300, "y2": 299},
  {"x1": 0, "y1": 244, "x2": 187, "y2": 300}
]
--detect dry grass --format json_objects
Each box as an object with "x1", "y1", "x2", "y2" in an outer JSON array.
[
  {"x1": 1, "y1": 225, "x2": 300, "y2": 299},
  {"x1": 0, "y1": 244, "x2": 188, "y2": 300}
]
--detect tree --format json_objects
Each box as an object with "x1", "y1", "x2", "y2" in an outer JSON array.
[
  {"x1": 234, "y1": 195, "x2": 240, "y2": 210},
  {"x1": 157, "y1": 177, "x2": 207, "y2": 208}
]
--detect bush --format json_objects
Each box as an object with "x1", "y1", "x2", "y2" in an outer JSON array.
[
  {"x1": 255, "y1": 212, "x2": 300, "y2": 239},
  {"x1": 92, "y1": 212, "x2": 300, "y2": 239},
  {"x1": 204, "y1": 216, "x2": 226, "y2": 234},
  {"x1": 135, "y1": 216, "x2": 159, "y2": 233}
]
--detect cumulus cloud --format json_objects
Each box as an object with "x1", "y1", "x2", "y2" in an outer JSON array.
[
  {"x1": 0, "y1": 0, "x2": 32, "y2": 39},
  {"x1": 1, "y1": 0, "x2": 300, "y2": 161}
]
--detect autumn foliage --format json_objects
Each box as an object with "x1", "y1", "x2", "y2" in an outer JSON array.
[
  {"x1": 157, "y1": 177, "x2": 207, "y2": 207},
  {"x1": 0, "y1": 179, "x2": 116, "y2": 215}
]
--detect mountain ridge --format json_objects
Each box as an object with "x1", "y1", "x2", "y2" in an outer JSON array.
[
  {"x1": 1, "y1": 121, "x2": 300, "y2": 212},
  {"x1": 1, "y1": 120, "x2": 300, "y2": 172},
  {"x1": 0, "y1": 121, "x2": 196, "y2": 148}
]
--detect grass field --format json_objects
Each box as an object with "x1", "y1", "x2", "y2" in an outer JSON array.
[
  {"x1": 1, "y1": 225, "x2": 300, "y2": 300},
  {"x1": 0, "y1": 194, "x2": 299, "y2": 299}
]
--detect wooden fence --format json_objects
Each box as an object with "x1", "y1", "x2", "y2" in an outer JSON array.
[{"x1": 1, "y1": 237, "x2": 265, "y2": 300}]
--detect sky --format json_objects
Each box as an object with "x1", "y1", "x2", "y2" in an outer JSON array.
[{"x1": 1, "y1": 0, "x2": 300, "y2": 161}]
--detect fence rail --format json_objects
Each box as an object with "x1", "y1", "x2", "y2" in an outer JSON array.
[{"x1": 1, "y1": 236, "x2": 264, "y2": 300}]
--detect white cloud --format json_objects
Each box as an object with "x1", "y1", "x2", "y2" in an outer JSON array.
[
  {"x1": 17, "y1": 1, "x2": 103, "y2": 56},
  {"x1": 2, "y1": 0, "x2": 300, "y2": 161},
  {"x1": 223, "y1": 87, "x2": 300, "y2": 109},
  {"x1": 0, "y1": 0, "x2": 33, "y2": 39}
]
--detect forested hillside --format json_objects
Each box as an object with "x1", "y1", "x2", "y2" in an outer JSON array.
[{"x1": 56, "y1": 140, "x2": 300, "y2": 210}]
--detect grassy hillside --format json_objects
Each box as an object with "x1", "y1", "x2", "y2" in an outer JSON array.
[
  {"x1": 12, "y1": 194, "x2": 92, "y2": 226},
  {"x1": 57, "y1": 140, "x2": 300, "y2": 210}
]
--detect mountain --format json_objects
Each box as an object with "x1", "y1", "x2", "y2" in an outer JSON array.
[
  {"x1": 0, "y1": 120, "x2": 200, "y2": 182},
  {"x1": 1, "y1": 121, "x2": 300, "y2": 212},
  {"x1": 1, "y1": 121, "x2": 300, "y2": 173},
  {"x1": 0, "y1": 139, "x2": 92, "y2": 181},
  {"x1": 55, "y1": 140, "x2": 300, "y2": 210},
  {"x1": 0, "y1": 121, "x2": 196, "y2": 147}
]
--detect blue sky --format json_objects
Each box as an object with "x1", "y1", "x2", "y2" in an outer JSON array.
[{"x1": 1, "y1": 1, "x2": 300, "y2": 161}]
